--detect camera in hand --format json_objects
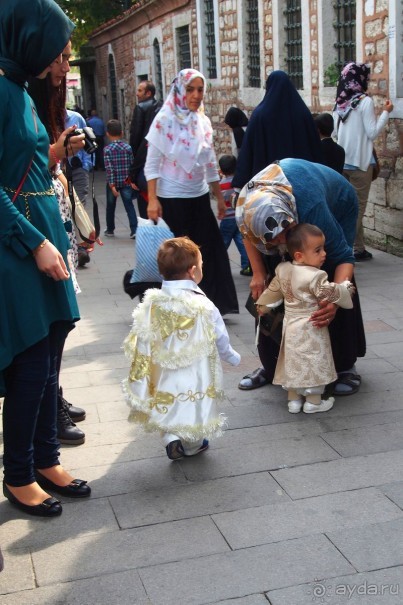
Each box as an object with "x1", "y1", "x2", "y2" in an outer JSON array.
[{"x1": 65, "y1": 127, "x2": 98, "y2": 154}]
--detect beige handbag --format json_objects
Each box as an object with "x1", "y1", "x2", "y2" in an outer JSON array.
[{"x1": 67, "y1": 187, "x2": 95, "y2": 242}]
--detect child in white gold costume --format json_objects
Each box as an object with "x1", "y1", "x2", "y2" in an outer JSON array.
[
  {"x1": 257, "y1": 223, "x2": 355, "y2": 414},
  {"x1": 122, "y1": 237, "x2": 240, "y2": 459}
]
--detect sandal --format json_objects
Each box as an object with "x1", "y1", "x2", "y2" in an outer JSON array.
[
  {"x1": 332, "y1": 372, "x2": 361, "y2": 396},
  {"x1": 238, "y1": 367, "x2": 269, "y2": 390}
]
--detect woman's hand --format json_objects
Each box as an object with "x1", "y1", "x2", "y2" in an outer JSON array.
[
  {"x1": 33, "y1": 241, "x2": 70, "y2": 281},
  {"x1": 249, "y1": 271, "x2": 268, "y2": 301},
  {"x1": 385, "y1": 99, "x2": 394, "y2": 113},
  {"x1": 51, "y1": 126, "x2": 85, "y2": 164},
  {"x1": 147, "y1": 197, "x2": 163, "y2": 221},
  {"x1": 310, "y1": 300, "x2": 338, "y2": 328}
]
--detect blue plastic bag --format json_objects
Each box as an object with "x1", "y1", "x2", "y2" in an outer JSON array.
[{"x1": 130, "y1": 217, "x2": 174, "y2": 283}]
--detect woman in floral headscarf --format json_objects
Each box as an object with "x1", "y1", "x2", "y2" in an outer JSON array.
[
  {"x1": 334, "y1": 62, "x2": 393, "y2": 261},
  {"x1": 145, "y1": 69, "x2": 238, "y2": 316},
  {"x1": 236, "y1": 158, "x2": 366, "y2": 397}
]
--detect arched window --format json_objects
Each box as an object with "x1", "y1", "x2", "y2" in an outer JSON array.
[
  {"x1": 108, "y1": 53, "x2": 118, "y2": 119},
  {"x1": 153, "y1": 38, "x2": 164, "y2": 100}
]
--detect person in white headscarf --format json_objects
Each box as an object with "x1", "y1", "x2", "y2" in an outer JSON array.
[{"x1": 144, "y1": 68, "x2": 238, "y2": 316}]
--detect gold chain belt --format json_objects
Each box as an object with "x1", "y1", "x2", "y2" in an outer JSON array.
[
  {"x1": 4, "y1": 185, "x2": 55, "y2": 198},
  {"x1": 4, "y1": 185, "x2": 55, "y2": 222}
]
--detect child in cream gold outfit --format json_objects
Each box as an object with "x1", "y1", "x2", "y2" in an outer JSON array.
[
  {"x1": 257, "y1": 223, "x2": 355, "y2": 414},
  {"x1": 122, "y1": 237, "x2": 240, "y2": 459}
]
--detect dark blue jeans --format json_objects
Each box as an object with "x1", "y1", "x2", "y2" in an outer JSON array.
[
  {"x1": 2, "y1": 322, "x2": 68, "y2": 486},
  {"x1": 219, "y1": 218, "x2": 249, "y2": 269},
  {"x1": 106, "y1": 185, "x2": 138, "y2": 235}
]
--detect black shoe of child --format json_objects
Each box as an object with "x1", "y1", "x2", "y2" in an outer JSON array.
[{"x1": 166, "y1": 440, "x2": 185, "y2": 460}]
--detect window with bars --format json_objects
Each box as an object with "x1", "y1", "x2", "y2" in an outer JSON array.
[
  {"x1": 334, "y1": 0, "x2": 356, "y2": 68},
  {"x1": 153, "y1": 38, "x2": 164, "y2": 100},
  {"x1": 108, "y1": 54, "x2": 118, "y2": 119},
  {"x1": 176, "y1": 25, "x2": 191, "y2": 70},
  {"x1": 204, "y1": 0, "x2": 217, "y2": 78},
  {"x1": 246, "y1": 0, "x2": 260, "y2": 87},
  {"x1": 284, "y1": 1, "x2": 303, "y2": 90}
]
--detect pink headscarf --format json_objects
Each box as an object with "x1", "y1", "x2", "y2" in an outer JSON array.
[{"x1": 146, "y1": 69, "x2": 213, "y2": 173}]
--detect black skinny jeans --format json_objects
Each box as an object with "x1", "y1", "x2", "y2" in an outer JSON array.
[{"x1": 2, "y1": 322, "x2": 68, "y2": 486}]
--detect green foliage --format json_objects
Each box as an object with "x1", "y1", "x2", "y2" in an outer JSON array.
[
  {"x1": 324, "y1": 63, "x2": 340, "y2": 87},
  {"x1": 55, "y1": 0, "x2": 134, "y2": 50}
]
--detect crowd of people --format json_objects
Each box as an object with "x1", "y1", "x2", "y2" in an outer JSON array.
[{"x1": 0, "y1": 0, "x2": 395, "y2": 522}]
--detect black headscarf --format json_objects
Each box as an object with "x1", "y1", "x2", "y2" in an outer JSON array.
[
  {"x1": 0, "y1": 0, "x2": 74, "y2": 86},
  {"x1": 224, "y1": 107, "x2": 249, "y2": 150},
  {"x1": 232, "y1": 70, "x2": 322, "y2": 189}
]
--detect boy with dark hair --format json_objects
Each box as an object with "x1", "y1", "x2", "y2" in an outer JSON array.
[
  {"x1": 122, "y1": 237, "x2": 240, "y2": 460},
  {"x1": 218, "y1": 154, "x2": 251, "y2": 276},
  {"x1": 313, "y1": 112, "x2": 345, "y2": 175},
  {"x1": 104, "y1": 119, "x2": 138, "y2": 238}
]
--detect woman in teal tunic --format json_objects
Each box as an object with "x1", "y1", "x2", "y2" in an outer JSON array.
[{"x1": 0, "y1": 0, "x2": 91, "y2": 517}]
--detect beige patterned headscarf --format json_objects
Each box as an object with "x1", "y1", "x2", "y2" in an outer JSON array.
[{"x1": 235, "y1": 163, "x2": 298, "y2": 255}]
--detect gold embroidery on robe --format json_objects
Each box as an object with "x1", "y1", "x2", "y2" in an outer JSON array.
[
  {"x1": 129, "y1": 351, "x2": 151, "y2": 382},
  {"x1": 152, "y1": 307, "x2": 195, "y2": 340},
  {"x1": 148, "y1": 383, "x2": 221, "y2": 414}
]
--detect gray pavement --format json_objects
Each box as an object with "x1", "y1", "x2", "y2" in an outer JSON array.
[{"x1": 1, "y1": 173, "x2": 403, "y2": 604}]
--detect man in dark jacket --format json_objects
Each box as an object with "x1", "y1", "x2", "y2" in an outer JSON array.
[{"x1": 129, "y1": 81, "x2": 162, "y2": 217}]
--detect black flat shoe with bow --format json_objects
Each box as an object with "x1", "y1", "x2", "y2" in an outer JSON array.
[
  {"x1": 3, "y1": 482, "x2": 62, "y2": 517},
  {"x1": 35, "y1": 472, "x2": 91, "y2": 498}
]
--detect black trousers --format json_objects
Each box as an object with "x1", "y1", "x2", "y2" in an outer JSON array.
[{"x1": 158, "y1": 193, "x2": 239, "y2": 315}]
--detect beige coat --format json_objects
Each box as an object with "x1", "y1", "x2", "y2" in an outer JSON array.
[{"x1": 257, "y1": 262, "x2": 354, "y2": 390}]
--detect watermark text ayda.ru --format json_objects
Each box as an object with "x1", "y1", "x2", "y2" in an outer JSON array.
[{"x1": 309, "y1": 578, "x2": 399, "y2": 601}]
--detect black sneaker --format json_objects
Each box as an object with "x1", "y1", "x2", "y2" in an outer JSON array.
[
  {"x1": 166, "y1": 440, "x2": 185, "y2": 460},
  {"x1": 58, "y1": 387, "x2": 86, "y2": 422},
  {"x1": 57, "y1": 401, "x2": 85, "y2": 445},
  {"x1": 103, "y1": 230, "x2": 115, "y2": 237},
  {"x1": 354, "y1": 250, "x2": 373, "y2": 261}
]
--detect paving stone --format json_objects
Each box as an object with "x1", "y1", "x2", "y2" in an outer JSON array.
[
  {"x1": 267, "y1": 566, "x2": 403, "y2": 604},
  {"x1": 70, "y1": 456, "x2": 187, "y2": 498},
  {"x1": 32, "y1": 517, "x2": 229, "y2": 585},
  {"x1": 211, "y1": 596, "x2": 269, "y2": 605},
  {"x1": 272, "y1": 450, "x2": 403, "y2": 499},
  {"x1": 1, "y1": 497, "x2": 118, "y2": 548},
  {"x1": 381, "y1": 481, "x2": 403, "y2": 509},
  {"x1": 212, "y1": 487, "x2": 403, "y2": 549},
  {"x1": 60, "y1": 433, "x2": 161, "y2": 468},
  {"x1": 321, "y1": 421, "x2": 403, "y2": 457},
  {"x1": 181, "y1": 435, "x2": 339, "y2": 481},
  {"x1": 111, "y1": 472, "x2": 288, "y2": 529},
  {"x1": 218, "y1": 420, "x2": 321, "y2": 448},
  {"x1": 0, "y1": 548, "x2": 33, "y2": 594},
  {"x1": 62, "y1": 384, "x2": 124, "y2": 405},
  {"x1": 96, "y1": 400, "x2": 129, "y2": 422},
  {"x1": 316, "y1": 409, "x2": 403, "y2": 433},
  {"x1": 0, "y1": 570, "x2": 151, "y2": 605},
  {"x1": 327, "y1": 518, "x2": 403, "y2": 572},
  {"x1": 138, "y1": 534, "x2": 354, "y2": 605}
]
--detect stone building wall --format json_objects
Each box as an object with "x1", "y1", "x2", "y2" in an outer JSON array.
[{"x1": 88, "y1": 0, "x2": 403, "y2": 255}]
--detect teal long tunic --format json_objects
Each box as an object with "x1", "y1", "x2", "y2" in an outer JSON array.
[{"x1": 0, "y1": 75, "x2": 80, "y2": 395}]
